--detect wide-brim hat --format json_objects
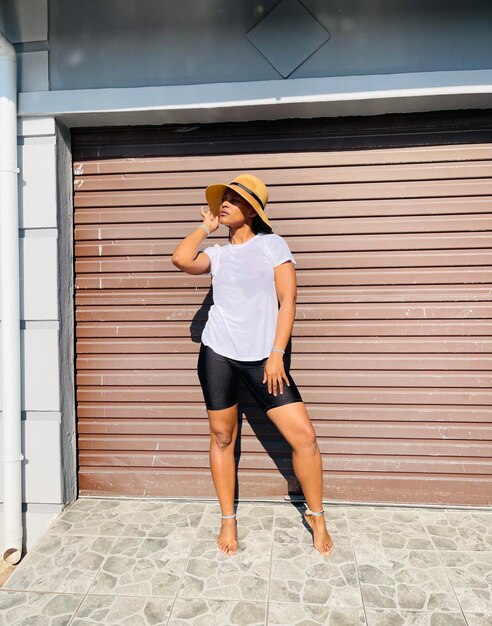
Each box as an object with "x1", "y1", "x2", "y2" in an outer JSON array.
[{"x1": 205, "y1": 173, "x2": 271, "y2": 228}]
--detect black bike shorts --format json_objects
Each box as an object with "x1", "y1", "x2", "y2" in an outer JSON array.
[{"x1": 197, "y1": 342, "x2": 303, "y2": 413}]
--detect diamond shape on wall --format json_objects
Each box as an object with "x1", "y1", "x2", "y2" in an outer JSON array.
[{"x1": 247, "y1": 0, "x2": 330, "y2": 78}]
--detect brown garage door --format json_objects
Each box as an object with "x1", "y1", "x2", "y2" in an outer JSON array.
[{"x1": 72, "y1": 112, "x2": 492, "y2": 505}]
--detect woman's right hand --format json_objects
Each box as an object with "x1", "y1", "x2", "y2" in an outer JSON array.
[{"x1": 200, "y1": 206, "x2": 220, "y2": 234}]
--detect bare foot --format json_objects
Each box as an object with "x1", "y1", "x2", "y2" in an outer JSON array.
[
  {"x1": 217, "y1": 517, "x2": 238, "y2": 555},
  {"x1": 303, "y1": 511, "x2": 334, "y2": 557}
]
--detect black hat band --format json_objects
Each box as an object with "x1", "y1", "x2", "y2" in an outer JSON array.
[{"x1": 229, "y1": 181, "x2": 265, "y2": 210}]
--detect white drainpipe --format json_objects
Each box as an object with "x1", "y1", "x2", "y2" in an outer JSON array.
[{"x1": 0, "y1": 31, "x2": 23, "y2": 565}]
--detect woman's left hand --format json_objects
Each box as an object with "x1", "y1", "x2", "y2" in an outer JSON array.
[{"x1": 263, "y1": 353, "x2": 291, "y2": 396}]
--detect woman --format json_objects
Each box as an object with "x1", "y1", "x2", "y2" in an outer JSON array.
[{"x1": 172, "y1": 173, "x2": 333, "y2": 557}]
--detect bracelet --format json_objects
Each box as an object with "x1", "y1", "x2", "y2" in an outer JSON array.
[
  {"x1": 271, "y1": 346, "x2": 285, "y2": 354},
  {"x1": 199, "y1": 224, "x2": 210, "y2": 237}
]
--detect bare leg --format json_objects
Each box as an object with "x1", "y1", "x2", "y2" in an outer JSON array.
[
  {"x1": 207, "y1": 402, "x2": 239, "y2": 555},
  {"x1": 267, "y1": 401, "x2": 334, "y2": 556}
]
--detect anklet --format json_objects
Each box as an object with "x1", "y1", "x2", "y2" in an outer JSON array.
[
  {"x1": 305, "y1": 506, "x2": 325, "y2": 516},
  {"x1": 221, "y1": 513, "x2": 236, "y2": 519}
]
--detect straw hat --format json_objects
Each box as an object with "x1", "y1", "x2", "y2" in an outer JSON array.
[{"x1": 205, "y1": 174, "x2": 271, "y2": 228}]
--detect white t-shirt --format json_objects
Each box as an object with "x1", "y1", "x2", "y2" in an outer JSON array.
[{"x1": 199, "y1": 232, "x2": 297, "y2": 360}]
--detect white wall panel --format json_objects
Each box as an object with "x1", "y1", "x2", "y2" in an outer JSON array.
[
  {"x1": 0, "y1": 330, "x2": 60, "y2": 411},
  {"x1": 18, "y1": 117, "x2": 56, "y2": 138},
  {"x1": 17, "y1": 142, "x2": 57, "y2": 229},
  {"x1": 20, "y1": 236, "x2": 58, "y2": 321},
  {"x1": 0, "y1": 503, "x2": 63, "y2": 550},
  {"x1": 22, "y1": 329, "x2": 60, "y2": 411},
  {"x1": 0, "y1": 419, "x2": 62, "y2": 503}
]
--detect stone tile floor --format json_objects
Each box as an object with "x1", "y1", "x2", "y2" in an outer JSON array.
[{"x1": 0, "y1": 498, "x2": 491, "y2": 625}]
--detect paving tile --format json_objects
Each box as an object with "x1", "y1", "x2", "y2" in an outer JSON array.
[
  {"x1": 88, "y1": 535, "x2": 192, "y2": 597},
  {"x1": 178, "y1": 538, "x2": 271, "y2": 602},
  {"x1": 196, "y1": 503, "x2": 274, "y2": 542},
  {"x1": 47, "y1": 510, "x2": 135, "y2": 538},
  {"x1": 365, "y1": 608, "x2": 467, "y2": 625},
  {"x1": 354, "y1": 546, "x2": 461, "y2": 612},
  {"x1": 71, "y1": 593, "x2": 174, "y2": 625},
  {"x1": 418, "y1": 509, "x2": 492, "y2": 551},
  {"x1": 462, "y1": 613, "x2": 492, "y2": 626},
  {"x1": 0, "y1": 590, "x2": 82, "y2": 625},
  {"x1": 3, "y1": 535, "x2": 116, "y2": 594},
  {"x1": 120, "y1": 501, "x2": 207, "y2": 539},
  {"x1": 270, "y1": 542, "x2": 361, "y2": 607},
  {"x1": 438, "y1": 549, "x2": 492, "y2": 615},
  {"x1": 346, "y1": 507, "x2": 435, "y2": 551},
  {"x1": 62, "y1": 498, "x2": 108, "y2": 512},
  {"x1": 267, "y1": 602, "x2": 366, "y2": 625},
  {"x1": 45, "y1": 498, "x2": 141, "y2": 537},
  {"x1": 2, "y1": 498, "x2": 489, "y2": 625},
  {"x1": 67, "y1": 498, "x2": 141, "y2": 516},
  {"x1": 169, "y1": 598, "x2": 267, "y2": 625}
]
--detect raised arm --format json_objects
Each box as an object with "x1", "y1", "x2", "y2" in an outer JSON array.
[{"x1": 172, "y1": 207, "x2": 219, "y2": 275}]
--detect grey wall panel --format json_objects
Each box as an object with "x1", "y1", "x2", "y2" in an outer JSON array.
[
  {"x1": 17, "y1": 51, "x2": 49, "y2": 92},
  {"x1": 55, "y1": 120, "x2": 77, "y2": 506},
  {"x1": 49, "y1": 0, "x2": 280, "y2": 90},
  {"x1": 48, "y1": 0, "x2": 492, "y2": 91},
  {"x1": 0, "y1": 0, "x2": 48, "y2": 43},
  {"x1": 294, "y1": 0, "x2": 492, "y2": 79}
]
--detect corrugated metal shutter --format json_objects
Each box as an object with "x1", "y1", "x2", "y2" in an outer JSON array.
[{"x1": 73, "y1": 118, "x2": 492, "y2": 505}]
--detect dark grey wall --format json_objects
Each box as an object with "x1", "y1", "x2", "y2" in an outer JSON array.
[
  {"x1": 55, "y1": 120, "x2": 77, "y2": 506},
  {"x1": 297, "y1": 0, "x2": 492, "y2": 78},
  {"x1": 49, "y1": 0, "x2": 279, "y2": 89},
  {"x1": 49, "y1": 0, "x2": 492, "y2": 90}
]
